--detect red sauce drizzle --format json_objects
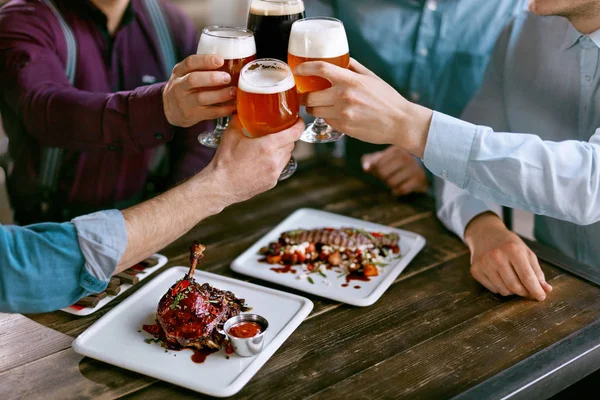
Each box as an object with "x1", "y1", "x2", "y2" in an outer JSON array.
[
  {"x1": 270, "y1": 265, "x2": 297, "y2": 274},
  {"x1": 228, "y1": 322, "x2": 263, "y2": 338},
  {"x1": 191, "y1": 348, "x2": 218, "y2": 364},
  {"x1": 225, "y1": 342, "x2": 235, "y2": 355},
  {"x1": 340, "y1": 272, "x2": 370, "y2": 288}
]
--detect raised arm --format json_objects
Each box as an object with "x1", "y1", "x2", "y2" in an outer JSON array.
[
  {"x1": 0, "y1": 117, "x2": 304, "y2": 313},
  {"x1": 0, "y1": 2, "x2": 235, "y2": 152}
]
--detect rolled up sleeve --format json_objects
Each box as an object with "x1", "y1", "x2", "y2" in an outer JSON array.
[{"x1": 0, "y1": 210, "x2": 128, "y2": 314}]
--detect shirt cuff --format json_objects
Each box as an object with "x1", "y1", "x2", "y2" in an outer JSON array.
[
  {"x1": 72, "y1": 210, "x2": 128, "y2": 287},
  {"x1": 423, "y1": 111, "x2": 478, "y2": 189},
  {"x1": 128, "y1": 82, "x2": 175, "y2": 149},
  {"x1": 449, "y1": 195, "x2": 503, "y2": 241}
]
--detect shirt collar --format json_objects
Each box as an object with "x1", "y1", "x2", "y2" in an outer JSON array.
[
  {"x1": 69, "y1": 0, "x2": 136, "y2": 30},
  {"x1": 588, "y1": 29, "x2": 600, "y2": 48},
  {"x1": 562, "y1": 22, "x2": 600, "y2": 50},
  {"x1": 562, "y1": 22, "x2": 582, "y2": 50}
]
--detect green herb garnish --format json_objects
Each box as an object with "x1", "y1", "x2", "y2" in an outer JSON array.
[
  {"x1": 307, "y1": 277, "x2": 315, "y2": 284},
  {"x1": 170, "y1": 292, "x2": 187, "y2": 310}
]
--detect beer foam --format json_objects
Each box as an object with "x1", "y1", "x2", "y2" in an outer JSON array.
[
  {"x1": 250, "y1": 0, "x2": 305, "y2": 16},
  {"x1": 288, "y1": 19, "x2": 349, "y2": 59},
  {"x1": 239, "y1": 61, "x2": 296, "y2": 94},
  {"x1": 197, "y1": 28, "x2": 256, "y2": 60}
]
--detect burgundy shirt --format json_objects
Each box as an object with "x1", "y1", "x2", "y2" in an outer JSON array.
[{"x1": 0, "y1": 0, "x2": 214, "y2": 215}]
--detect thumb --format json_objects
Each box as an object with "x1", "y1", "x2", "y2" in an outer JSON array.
[{"x1": 361, "y1": 150, "x2": 385, "y2": 172}]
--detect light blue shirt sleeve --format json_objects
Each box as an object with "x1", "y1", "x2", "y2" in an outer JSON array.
[
  {"x1": 0, "y1": 210, "x2": 127, "y2": 313},
  {"x1": 424, "y1": 112, "x2": 600, "y2": 227}
]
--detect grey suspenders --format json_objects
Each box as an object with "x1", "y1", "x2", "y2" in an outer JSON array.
[{"x1": 38, "y1": 0, "x2": 176, "y2": 202}]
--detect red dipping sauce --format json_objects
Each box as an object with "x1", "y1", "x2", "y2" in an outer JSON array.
[{"x1": 228, "y1": 321, "x2": 263, "y2": 339}]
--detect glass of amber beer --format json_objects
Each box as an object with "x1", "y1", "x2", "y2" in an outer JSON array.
[
  {"x1": 197, "y1": 26, "x2": 257, "y2": 148},
  {"x1": 288, "y1": 17, "x2": 350, "y2": 143},
  {"x1": 237, "y1": 59, "x2": 300, "y2": 180}
]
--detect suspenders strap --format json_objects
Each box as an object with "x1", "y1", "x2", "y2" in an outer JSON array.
[{"x1": 39, "y1": 0, "x2": 76, "y2": 193}]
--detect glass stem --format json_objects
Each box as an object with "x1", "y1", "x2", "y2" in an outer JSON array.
[{"x1": 216, "y1": 116, "x2": 231, "y2": 133}]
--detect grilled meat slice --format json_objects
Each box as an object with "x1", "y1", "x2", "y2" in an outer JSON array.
[{"x1": 280, "y1": 228, "x2": 399, "y2": 248}]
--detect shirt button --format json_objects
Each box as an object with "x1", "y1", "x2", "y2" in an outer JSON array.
[
  {"x1": 426, "y1": 0, "x2": 438, "y2": 11},
  {"x1": 410, "y1": 92, "x2": 421, "y2": 102},
  {"x1": 441, "y1": 170, "x2": 448, "y2": 179},
  {"x1": 155, "y1": 133, "x2": 164, "y2": 140},
  {"x1": 418, "y1": 47, "x2": 429, "y2": 57},
  {"x1": 586, "y1": 74, "x2": 592, "y2": 82}
]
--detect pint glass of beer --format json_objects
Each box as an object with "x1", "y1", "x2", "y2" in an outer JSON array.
[
  {"x1": 237, "y1": 58, "x2": 300, "y2": 180},
  {"x1": 197, "y1": 26, "x2": 256, "y2": 148},
  {"x1": 288, "y1": 17, "x2": 349, "y2": 143},
  {"x1": 247, "y1": 0, "x2": 305, "y2": 62}
]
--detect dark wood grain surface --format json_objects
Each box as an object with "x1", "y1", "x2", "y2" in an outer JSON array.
[{"x1": 1, "y1": 163, "x2": 599, "y2": 400}]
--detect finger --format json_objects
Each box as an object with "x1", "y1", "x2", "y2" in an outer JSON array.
[
  {"x1": 392, "y1": 178, "x2": 422, "y2": 197},
  {"x1": 490, "y1": 270, "x2": 512, "y2": 297},
  {"x1": 172, "y1": 54, "x2": 224, "y2": 77},
  {"x1": 511, "y1": 253, "x2": 547, "y2": 301},
  {"x1": 259, "y1": 118, "x2": 305, "y2": 149},
  {"x1": 528, "y1": 252, "x2": 553, "y2": 293},
  {"x1": 181, "y1": 71, "x2": 231, "y2": 91},
  {"x1": 361, "y1": 151, "x2": 386, "y2": 172},
  {"x1": 305, "y1": 106, "x2": 339, "y2": 120},
  {"x1": 199, "y1": 104, "x2": 237, "y2": 121},
  {"x1": 349, "y1": 58, "x2": 379, "y2": 78},
  {"x1": 294, "y1": 61, "x2": 354, "y2": 85},
  {"x1": 190, "y1": 87, "x2": 236, "y2": 107},
  {"x1": 471, "y1": 266, "x2": 498, "y2": 294},
  {"x1": 498, "y1": 263, "x2": 530, "y2": 298},
  {"x1": 387, "y1": 167, "x2": 413, "y2": 189},
  {"x1": 301, "y1": 87, "x2": 338, "y2": 108}
]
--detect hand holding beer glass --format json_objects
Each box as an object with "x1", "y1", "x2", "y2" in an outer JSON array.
[
  {"x1": 288, "y1": 17, "x2": 350, "y2": 143},
  {"x1": 197, "y1": 26, "x2": 256, "y2": 148},
  {"x1": 237, "y1": 59, "x2": 300, "y2": 180}
]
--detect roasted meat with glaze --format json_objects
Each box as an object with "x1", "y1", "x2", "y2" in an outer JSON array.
[
  {"x1": 148, "y1": 242, "x2": 249, "y2": 351},
  {"x1": 280, "y1": 228, "x2": 399, "y2": 248}
]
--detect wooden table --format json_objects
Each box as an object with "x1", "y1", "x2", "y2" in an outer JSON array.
[{"x1": 2, "y1": 162, "x2": 600, "y2": 400}]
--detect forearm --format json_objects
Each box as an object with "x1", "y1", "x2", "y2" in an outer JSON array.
[
  {"x1": 117, "y1": 166, "x2": 230, "y2": 272},
  {"x1": 20, "y1": 82, "x2": 174, "y2": 152},
  {"x1": 424, "y1": 112, "x2": 600, "y2": 225}
]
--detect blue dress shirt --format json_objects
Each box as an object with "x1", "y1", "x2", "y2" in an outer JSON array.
[
  {"x1": 428, "y1": 12, "x2": 600, "y2": 266},
  {"x1": 306, "y1": 0, "x2": 526, "y2": 171},
  {"x1": 0, "y1": 210, "x2": 127, "y2": 313}
]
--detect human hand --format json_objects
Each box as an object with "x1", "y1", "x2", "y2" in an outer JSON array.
[
  {"x1": 296, "y1": 58, "x2": 433, "y2": 157},
  {"x1": 163, "y1": 54, "x2": 237, "y2": 127},
  {"x1": 362, "y1": 146, "x2": 429, "y2": 196},
  {"x1": 465, "y1": 213, "x2": 553, "y2": 301},
  {"x1": 205, "y1": 116, "x2": 304, "y2": 205}
]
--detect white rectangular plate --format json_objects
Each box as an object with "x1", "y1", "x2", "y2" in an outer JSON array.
[
  {"x1": 62, "y1": 254, "x2": 168, "y2": 316},
  {"x1": 72, "y1": 268, "x2": 313, "y2": 398},
  {"x1": 231, "y1": 208, "x2": 426, "y2": 307}
]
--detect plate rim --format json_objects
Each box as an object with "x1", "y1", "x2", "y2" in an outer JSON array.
[
  {"x1": 61, "y1": 253, "x2": 169, "y2": 316},
  {"x1": 230, "y1": 207, "x2": 426, "y2": 307},
  {"x1": 72, "y1": 267, "x2": 314, "y2": 397}
]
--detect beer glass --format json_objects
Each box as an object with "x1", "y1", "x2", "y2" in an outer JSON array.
[
  {"x1": 247, "y1": 0, "x2": 305, "y2": 62},
  {"x1": 288, "y1": 17, "x2": 350, "y2": 143},
  {"x1": 237, "y1": 59, "x2": 300, "y2": 180},
  {"x1": 197, "y1": 26, "x2": 256, "y2": 148}
]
